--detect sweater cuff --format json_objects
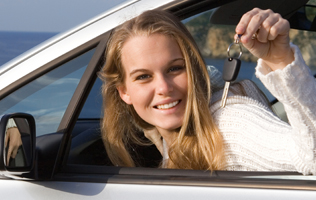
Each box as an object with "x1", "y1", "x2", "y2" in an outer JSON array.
[
  {"x1": 256, "y1": 43, "x2": 306, "y2": 77},
  {"x1": 254, "y1": 44, "x2": 313, "y2": 103}
]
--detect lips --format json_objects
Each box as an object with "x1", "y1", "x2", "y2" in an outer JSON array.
[{"x1": 156, "y1": 100, "x2": 180, "y2": 110}]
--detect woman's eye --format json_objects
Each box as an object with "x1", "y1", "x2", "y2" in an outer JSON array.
[
  {"x1": 136, "y1": 74, "x2": 151, "y2": 80},
  {"x1": 168, "y1": 66, "x2": 185, "y2": 73}
]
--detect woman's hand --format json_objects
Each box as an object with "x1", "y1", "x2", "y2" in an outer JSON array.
[
  {"x1": 236, "y1": 8, "x2": 294, "y2": 71},
  {"x1": 144, "y1": 128, "x2": 163, "y2": 155},
  {"x1": 5, "y1": 127, "x2": 22, "y2": 165}
]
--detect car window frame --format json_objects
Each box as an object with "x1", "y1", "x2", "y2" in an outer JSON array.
[
  {"x1": 0, "y1": 30, "x2": 110, "y2": 180},
  {"x1": 57, "y1": 164, "x2": 316, "y2": 191},
  {"x1": 50, "y1": 34, "x2": 110, "y2": 175},
  {"x1": 51, "y1": 0, "x2": 316, "y2": 192}
]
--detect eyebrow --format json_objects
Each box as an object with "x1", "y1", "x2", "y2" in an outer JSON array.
[{"x1": 129, "y1": 58, "x2": 185, "y2": 77}]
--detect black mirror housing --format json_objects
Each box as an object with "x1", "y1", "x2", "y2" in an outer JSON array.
[{"x1": 0, "y1": 113, "x2": 35, "y2": 177}]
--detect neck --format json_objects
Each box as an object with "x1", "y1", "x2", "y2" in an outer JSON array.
[{"x1": 156, "y1": 127, "x2": 177, "y2": 148}]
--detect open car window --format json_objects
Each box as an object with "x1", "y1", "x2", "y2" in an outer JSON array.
[{"x1": 66, "y1": 5, "x2": 316, "y2": 183}]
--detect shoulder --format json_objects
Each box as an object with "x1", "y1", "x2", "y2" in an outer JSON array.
[
  {"x1": 210, "y1": 88, "x2": 290, "y2": 137},
  {"x1": 211, "y1": 79, "x2": 270, "y2": 110},
  {"x1": 210, "y1": 79, "x2": 278, "y2": 126},
  {"x1": 210, "y1": 94, "x2": 271, "y2": 118}
]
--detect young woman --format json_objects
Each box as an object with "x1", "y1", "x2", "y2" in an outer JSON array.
[{"x1": 99, "y1": 8, "x2": 316, "y2": 175}]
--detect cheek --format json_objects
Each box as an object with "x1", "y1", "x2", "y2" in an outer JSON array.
[
  {"x1": 127, "y1": 85, "x2": 154, "y2": 123},
  {"x1": 126, "y1": 83, "x2": 153, "y2": 106},
  {"x1": 175, "y1": 73, "x2": 188, "y2": 94}
]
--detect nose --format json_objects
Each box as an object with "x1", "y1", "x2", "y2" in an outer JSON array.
[{"x1": 156, "y1": 75, "x2": 173, "y2": 95}]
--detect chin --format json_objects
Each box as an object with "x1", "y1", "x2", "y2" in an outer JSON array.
[{"x1": 159, "y1": 122, "x2": 182, "y2": 131}]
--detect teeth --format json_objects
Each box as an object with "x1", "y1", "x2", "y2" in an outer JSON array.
[{"x1": 157, "y1": 101, "x2": 179, "y2": 109}]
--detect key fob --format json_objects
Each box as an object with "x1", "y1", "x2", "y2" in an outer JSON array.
[{"x1": 222, "y1": 58, "x2": 241, "y2": 82}]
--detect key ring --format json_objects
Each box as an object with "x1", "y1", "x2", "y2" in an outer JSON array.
[{"x1": 227, "y1": 35, "x2": 243, "y2": 59}]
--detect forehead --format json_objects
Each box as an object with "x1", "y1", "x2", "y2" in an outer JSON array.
[
  {"x1": 120, "y1": 34, "x2": 183, "y2": 70},
  {"x1": 122, "y1": 33, "x2": 179, "y2": 53}
]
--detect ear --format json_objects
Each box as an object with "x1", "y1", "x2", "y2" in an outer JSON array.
[{"x1": 117, "y1": 85, "x2": 132, "y2": 105}]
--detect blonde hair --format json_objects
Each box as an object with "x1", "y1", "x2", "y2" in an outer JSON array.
[{"x1": 99, "y1": 10, "x2": 225, "y2": 170}]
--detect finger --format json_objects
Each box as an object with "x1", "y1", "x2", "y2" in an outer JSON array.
[
  {"x1": 236, "y1": 8, "x2": 262, "y2": 36},
  {"x1": 267, "y1": 17, "x2": 290, "y2": 41},
  {"x1": 4, "y1": 130, "x2": 9, "y2": 148},
  {"x1": 10, "y1": 128, "x2": 22, "y2": 147},
  {"x1": 256, "y1": 13, "x2": 279, "y2": 43},
  {"x1": 11, "y1": 147, "x2": 18, "y2": 159},
  {"x1": 7, "y1": 145, "x2": 12, "y2": 164},
  {"x1": 241, "y1": 9, "x2": 272, "y2": 43}
]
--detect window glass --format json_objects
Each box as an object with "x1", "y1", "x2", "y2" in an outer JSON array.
[
  {"x1": 0, "y1": 48, "x2": 95, "y2": 136},
  {"x1": 68, "y1": 77, "x2": 104, "y2": 165},
  {"x1": 78, "y1": 78, "x2": 103, "y2": 119}
]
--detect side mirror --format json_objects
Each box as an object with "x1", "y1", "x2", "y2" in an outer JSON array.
[{"x1": 0, "y1": 113, "x2": 35, "y2": 176}]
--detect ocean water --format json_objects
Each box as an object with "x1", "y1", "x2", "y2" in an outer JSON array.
[{"x1": 0, "y1": 31, "x2": 57, "y2": 66}]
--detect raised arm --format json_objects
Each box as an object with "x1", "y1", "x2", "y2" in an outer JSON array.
[{"x1": 236, "y1": 8, "x2": 316, "y2": 174}]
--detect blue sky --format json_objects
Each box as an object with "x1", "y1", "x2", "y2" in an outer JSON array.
[{"x1": 0, "y1": 0, "x2": 126, "y2": 33}]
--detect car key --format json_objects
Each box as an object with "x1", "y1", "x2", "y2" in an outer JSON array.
[
  {"x1": 220, "y1": 35, "x2": 243, "y2": 108},
  {"x1": 220, "y1": 58, "x2": 241, "y2": 107}
]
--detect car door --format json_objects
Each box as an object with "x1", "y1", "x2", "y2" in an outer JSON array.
[
  {"x1": 52, "y1": 2, "x2": 316, "y2": 200},
  {"x1": 1, "y1": 0, "x2": 316, "y2": 199}
]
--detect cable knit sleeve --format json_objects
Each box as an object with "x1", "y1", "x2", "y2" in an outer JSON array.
[
  {"x1": 210, "y1": 44, "x2": 316, "y2": 175},
  {"x1": 255, "y1": 44, "x2": 316, "y2": 174}
]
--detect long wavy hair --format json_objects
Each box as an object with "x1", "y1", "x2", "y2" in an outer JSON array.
[{"x1": 99, "y1": 9, "x2": 225, "y2": 170}]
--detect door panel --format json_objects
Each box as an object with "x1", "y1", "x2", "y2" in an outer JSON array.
[{"x1": 1, "y1": 180, "x2": 316, "y2": 200}]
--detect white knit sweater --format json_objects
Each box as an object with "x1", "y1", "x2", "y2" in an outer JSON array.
[
  {"x1": 161, "y1": 45, "x2": 316, "y2": 174},
  {"x1": 209, "y1": 45, "x2": 316, "y2": 175}
]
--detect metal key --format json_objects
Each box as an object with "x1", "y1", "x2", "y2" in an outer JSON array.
[
  {"x1": 220, "y1": 36, "x2": 243, "y2": 108},
  {"x1": 220, "y1": 58, "x2": 241, "y2": 108}
]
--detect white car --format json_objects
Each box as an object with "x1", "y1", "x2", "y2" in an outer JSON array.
[{"x1": 0, "y1": 0, "x2": 316, "y2": 199}]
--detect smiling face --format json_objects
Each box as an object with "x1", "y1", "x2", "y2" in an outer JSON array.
[{"x1": 118, "y1": 34, "x2": 188, "y2": 136}]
